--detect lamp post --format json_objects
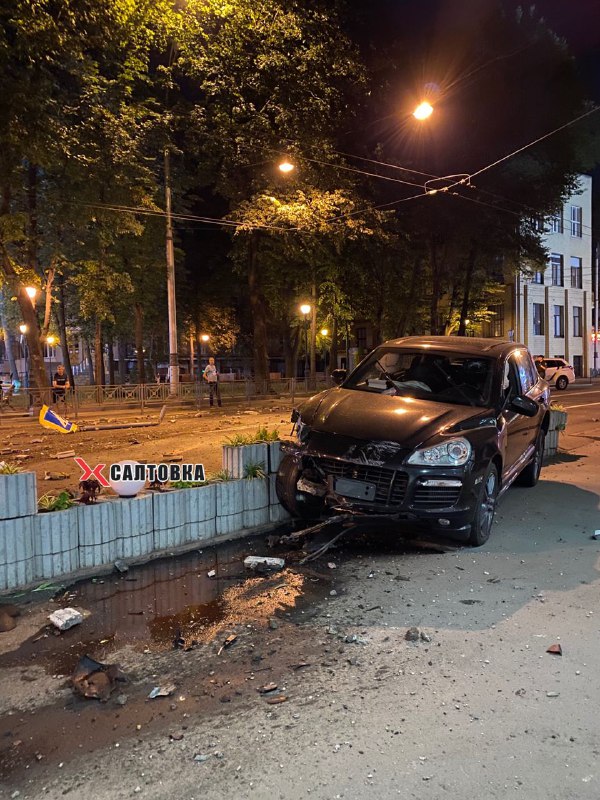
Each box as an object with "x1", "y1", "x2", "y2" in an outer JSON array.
[
  {"x1": 164, "y1": 146, "x2": 178, "y2": 397},
  {"x1": 19, "y1": 323, "x2": 29, "y2": 389},
  {"x1": 299, "y1": 304, "x2": 311, "y2": 382}
]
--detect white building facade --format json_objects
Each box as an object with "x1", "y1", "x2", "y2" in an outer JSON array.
[{"x1": 505, "y1": 174, "x2": 593, "y2": 377}]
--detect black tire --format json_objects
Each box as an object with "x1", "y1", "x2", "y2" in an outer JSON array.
[
  {"x1": 555, "y1": 375, "x2": 568, "y2": 390},
  {"x1": 517, "y1": 430, "x2": 545, "y2": 487},
  {"x1": 468, "y1": 463, "x2": 499, "y2": 547},
  {"x1": 275, "y1": 454, "x2": 324, "y2": 519}
]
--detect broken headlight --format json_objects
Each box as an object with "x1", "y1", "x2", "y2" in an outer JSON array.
[
  {"x1": 292, "y1": 410, "x2": 310, "y2": 443},
  {"x1": 407, "y1": 437, "x2": 472, "y2": 467}
]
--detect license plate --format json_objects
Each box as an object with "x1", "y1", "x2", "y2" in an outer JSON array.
[{"x1": 334, "y1": 477, "x2": 377, "y2": 501}]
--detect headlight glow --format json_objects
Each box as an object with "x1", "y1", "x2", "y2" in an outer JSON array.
[{"x1": 407, "y1": 437, "x2": 472, "y2": 466}]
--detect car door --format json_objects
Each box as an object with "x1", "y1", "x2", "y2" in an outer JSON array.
[
  {"x1": 542, "y1": 359, "x2": 560, "y2": 382},
  {"x1": 501, "y1": 352, "x2": 538, "y2": 477}
]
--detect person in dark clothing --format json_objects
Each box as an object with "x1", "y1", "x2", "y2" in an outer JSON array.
[
  {"x1": 52, "y1": 364, "x2": 70, "y2": 404},
  {"x1": 203, "y1": 357, "x2": 222, "y2": 407}
]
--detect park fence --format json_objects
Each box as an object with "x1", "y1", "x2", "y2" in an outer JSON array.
[{"x1": 0, "y1": 377, "x2": 330, "y2": 415}]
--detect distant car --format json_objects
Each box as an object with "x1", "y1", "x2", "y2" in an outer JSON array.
[
  {"x1": 276, "y1": 337, "x2": 551, "y2": 546},
  {"x1": 537, "y1": 358, "x2": 575, "y2": 390}
]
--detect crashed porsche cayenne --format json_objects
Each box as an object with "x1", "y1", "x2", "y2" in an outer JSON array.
[{"x1": 276, "y1": 337, "x2": 551, "y2": 546}]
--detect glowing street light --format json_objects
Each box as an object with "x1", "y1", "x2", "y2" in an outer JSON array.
[
  {"x1": 320, "y1": 328, "x2": 329, "y2": 337},
  {"x1": 46, "y1": 335, "x2": 57, "y2": 346},
  {"x1": 299, "y1": 303, "x2": 311, "y2": 316},
  {"x1": 25, "y1": 286, "x2": 37, "y2": 300},
  {"x1": 200, "y1": 333, "x2": 210, "y2": 343},
  {"x1": 413, "y1": 101, "x2": 433, "y2": 120},
  {"x1": 278, "y1": 160, "x2": 295, "y2": 174},
  {"x1": 19, "y1": 323, "x2": 28, "y2": 334}
]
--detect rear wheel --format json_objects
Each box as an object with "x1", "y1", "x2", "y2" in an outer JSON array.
[
  {"x1": 555, "y1": 375, "x2": 568, "y2": 390},
  {"x1": 275, "y1": 454, "x2": 325, "y2": 519},
  {"x1": 517, "y1": 430, "x2": 545, "y2": 487},
  {"x1": 468, "y1": 463, "x2": 498, "y2": 547}
]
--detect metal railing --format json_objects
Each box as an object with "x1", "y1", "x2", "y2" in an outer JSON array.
[{"x1": 0, "y1": 377, "x2": 330, "y2": 416}]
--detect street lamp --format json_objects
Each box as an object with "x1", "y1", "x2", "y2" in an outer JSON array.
[
  {"x1": 278, "y1": 160, "x2": 295, "y2": 173},
  {"x1": 19, "y1": 324, "x2": 27, "y2": 334},
  {"x1": 299, "y1": 304, "x2": 311, "y2": 381},
  {"x1": 413, "y1": 101, "x2": 433, "y2": 120},
  {"x1": 18, "y1": 325, "x2": 29, "y2": 389},
  {"x1": 25, "y1": 286, "x2": 37, "y2": 301},
  {"x1": 200, "y1": 333, "x2": 210, "y2": 343}
]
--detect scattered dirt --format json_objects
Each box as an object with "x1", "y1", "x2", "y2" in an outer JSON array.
[{"x1": 0, "y1": 400, "x2": 294, "y2": 498}]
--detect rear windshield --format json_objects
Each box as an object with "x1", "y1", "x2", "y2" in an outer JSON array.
[{"x1": 344, "y1": 348, "x2": 494, "y2": 407}]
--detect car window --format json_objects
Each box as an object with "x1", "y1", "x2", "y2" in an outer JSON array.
[
  {"x1": 344, "y1": 348, "x2": 495, "y2": 407},
  {"x1": 514, "y1": 350, "x2": 537, "y2": 393},
  {"x1": 504, "y1": 356, "x2": 521, "y2": 399}
]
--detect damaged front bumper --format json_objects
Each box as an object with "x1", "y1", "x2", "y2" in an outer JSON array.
[{"x1": 281, "y1": 440, "x2": 480, "y2": 534}]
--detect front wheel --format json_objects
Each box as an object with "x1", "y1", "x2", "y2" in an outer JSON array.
[
  {"x1": 275, "y1": 454, "x2": 324, "y2": 519},
  {"x1": 468, "y1": 463, "x2": 498, "y2": 547},
  {"x1": 555, "y1": 375, "x2": 568, "y2": 390}
]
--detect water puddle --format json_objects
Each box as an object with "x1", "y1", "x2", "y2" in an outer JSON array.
[{"x1": 0, "y1": 533, "x2": 317, "y2": 675}]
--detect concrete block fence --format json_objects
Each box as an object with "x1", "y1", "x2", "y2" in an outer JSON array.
[{"x1": 0, "y1": 442, "x2": 290, "y2": 593}]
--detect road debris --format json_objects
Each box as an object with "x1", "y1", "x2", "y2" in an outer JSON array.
[
  {"x1": 114, "y1": 560, "x2": 129, "y2": 573},
  {"x1": 546, "y1": 643, "x2": 563, "y2": 656},
  {"x1": 546, "y1": 691, "x2": 560, "y2": 697},
  {"x1": 48, "y1": 608, "x2": 83, "y2": 631},
  {"x1": 169, "y1": 732, "x2": 184, "y2": 741},
  {"x1": 0, "y1": 604, "x2": 19, "y2": 632},
  {"x1": 71, "y1": 655, "x2": 128, "y2": 702},
  {"x1": 344, "y1": 633, "x2": 368, "y2": 645},
  {"x1": 258, "y1": 682, "x2": 278, "y2": 694},
  {"x1": 244, "y1": 555, "x2": 285, "y2": 572},
  {"x1": 405, "y1": 626, "x2": 421, "y2": 642},
  {"x1": 217, "y1": 634, "x2": 238, "y2": 655},
  {"x1": 53, "y1": 450, "x2": 76, "y2": 459},
  {"x1": 592, "y1": 530, "x2": 600, "y2": 540},
  {"x1": 44, "y1": 470, "x2": 69, "y2": 480},
  {"x1": 148, "y1": 684, "x2": 176, "y2": 699},
  {"x1": 194, "y1": 754, "x2": 211, "y2": 762},
  {"x1": 265, "y1": 694, "x2": 288, "y2": 705},
  {"x1": 207, "y1": 570, "x2": 217, "y2": 578}
]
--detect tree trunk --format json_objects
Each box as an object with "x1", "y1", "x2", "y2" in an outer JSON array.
[
  {"x1": 443, "y1": 279, "x2": 461, "y2": 335},
  {"x1": 330, "y1": 316, "x2": 338, "y2": 371},
  {"x1": 396, "y1": 257, "x2": 422, "y2": 337},
  {"x1": 134, "y1": 303, "x2": 145, "y2": 383},
  {"x1": 247, "y1": 231, "x2": 270, "y2": 393},
  {"x1": 310, "y1": 280, "x2": 317, "y2": 388},
  {"x1": 94, "y1": 319, "x2": 103, "y2": 388},
  {"x1": 84, "y1": 338, "x2": 95, "y2": 384},
  {"x1": 0, "y1": 288, "x2": 18, "y2": 380},
  {"x1": 283, "y1": 324, "x2": 300, "y2": 378},
  {"x1": 458, "y1": 245, "x2": 477, "y2": 336},
  {"x1": 54, "y1": 273, "x2": 74, "y2": 387},
  {"x1": 107, "y1": 334, "x2": 115, "y2": 385},
  {"x1": 118, "y1": 336, "x2": 127, "y2": 384},
  {"x1": 429, "y1": 242, "x2": 442, "y2": 335}
]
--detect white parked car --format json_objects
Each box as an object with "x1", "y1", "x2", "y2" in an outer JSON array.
[{"x1": 536, "y1": 357, "x2": 575, "y2": 390}]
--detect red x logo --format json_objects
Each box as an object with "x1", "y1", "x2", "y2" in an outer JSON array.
[{"x1": 74, "y1": 457, "x2": 110, "y2": 488}]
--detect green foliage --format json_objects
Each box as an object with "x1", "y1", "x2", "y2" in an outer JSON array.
[
  {"x1": 224, "y1": 427, "x2": 279, "y2": 446},
  {"x1": 243, "y1": 461, "x2": 266, "y2": 480},
  {"x1": 170, "y1": 479, "x2": 206, "y2": 489},
  {"x1": 0, "y1": 462, "x2": 22, "y2": 474},
  {"x1": 38, "y1": 491, "x2": 75, "y2": 512},
  {"x1": 208, "y1": 469, "x2": 233, "y2": 482}
]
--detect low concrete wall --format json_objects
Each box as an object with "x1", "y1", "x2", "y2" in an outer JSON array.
[{"x1": 0, "y1": 444, "x2": 290, "y2": 593}]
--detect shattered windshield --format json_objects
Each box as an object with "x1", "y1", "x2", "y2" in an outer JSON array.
[{"x1": 344, "y1": 348, "x2": 494, "y2": 407}]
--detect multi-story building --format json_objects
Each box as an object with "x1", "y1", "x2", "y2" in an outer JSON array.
[{"x1": 490, "y1": 174, "x2": 594, "y2": 377}]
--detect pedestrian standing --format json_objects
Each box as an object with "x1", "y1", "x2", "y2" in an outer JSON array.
[
  {"x1": 52, "y1": 364, "x2": 70, "y2": 405},
  {"x1": 203, "y1": 357, "x2": 222, "y2": 407}
]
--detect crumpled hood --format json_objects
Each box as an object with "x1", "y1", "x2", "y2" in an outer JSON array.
[{"x1": 299, "y1": 387, "x2": 491, "y2": 451}]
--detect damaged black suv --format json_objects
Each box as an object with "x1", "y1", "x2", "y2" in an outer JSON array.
[{"x1": 276, "y1": 337, "x2": 551, "y2": 546}]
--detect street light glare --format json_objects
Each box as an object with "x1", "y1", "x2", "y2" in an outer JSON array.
[
  {"x1": 200, "y1": 333, "x2": 210, "y2": 342},
  {"x1": 19, "y1": 324, "x2": 28, "y2": 334},
  {"x1": 46, "y1": 335, "x2": 57, "y2": 345},
  {"x1": 278, "y1": 160, "x2": 295, "y2": 173},
  {"x1": 25, "y1": 286, "x2": 37, "y2": 299},
  {"x1": 413, "y1": 101, "x2": 433, "y2": 120},
  {"x1": 299, "y1": 303, "x2": 311, "y2": 315},
  {"x1": 320, "y1": 328, "x2": 329, "y2": 336}
]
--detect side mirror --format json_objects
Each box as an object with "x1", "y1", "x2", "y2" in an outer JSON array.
[
  {"x1": 331, "y1": 368, "x2": 347, "y2": 386},
  {"x1": 509, "y1": 395, "x2": 538, "y2": 417}
]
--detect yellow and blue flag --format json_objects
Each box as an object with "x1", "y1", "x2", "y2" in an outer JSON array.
[{"x1": 39, "y1": 404, "x2": 78, "y2": 434}]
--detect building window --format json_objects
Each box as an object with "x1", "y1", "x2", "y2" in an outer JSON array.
[
  {"x1": 355, "y1": 327, "x2": 367, "y2": 351},
  {"x1": 572, "y1": 355, "x2": 583, "y2": 378},
  {"x1": 532, "y1": 216, "x2": 545, "y2": 232},
  {"x1": 570, "y1": 205, "x2": 582, "y2": 238},
  {"x1": 550, "y1": 212, "x2": 563, "y2": 234},
  {"x1": 570, "y1": 256, "x2": 582, "y2": 289},
  {"x1": 553, "y1": 305, "x2": 564, "y2": 338},
  {"x1": 550, "y1": 253, "x2": 564, "y2": 286},
  {"x1": 573, "y1": 306, "x2": 582, "y2": 337},
  {"x1": 488, "y1": 304, "x2": 504, "y2": 337},
  {"x1": 533, "y1": 303, "x2": 544, "y2": 336},
  {"x1": 43, "y1": 344, "x2": 57, "y2": 359},
  {"x1": 531, "y1": 268, "x2": 544, "y2": 284}
]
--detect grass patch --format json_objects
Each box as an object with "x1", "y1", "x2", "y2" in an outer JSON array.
[
  {"x1": 0, "y1": 462, "x2": 22, "y2": 474},
  {"x1": 243, "y1": 461, "x2": 266, "y2": 479},
  {"x1": 38, "y1": 491, "x2": 75, "y2": 512},
  {"x1": 224, "y1": 427, "x2": 280, "y2": 446}
]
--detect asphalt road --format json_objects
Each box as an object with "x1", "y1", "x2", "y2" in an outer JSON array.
[{"x1": 1, "y1": 388, "x2": 599, "y2": 800}]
